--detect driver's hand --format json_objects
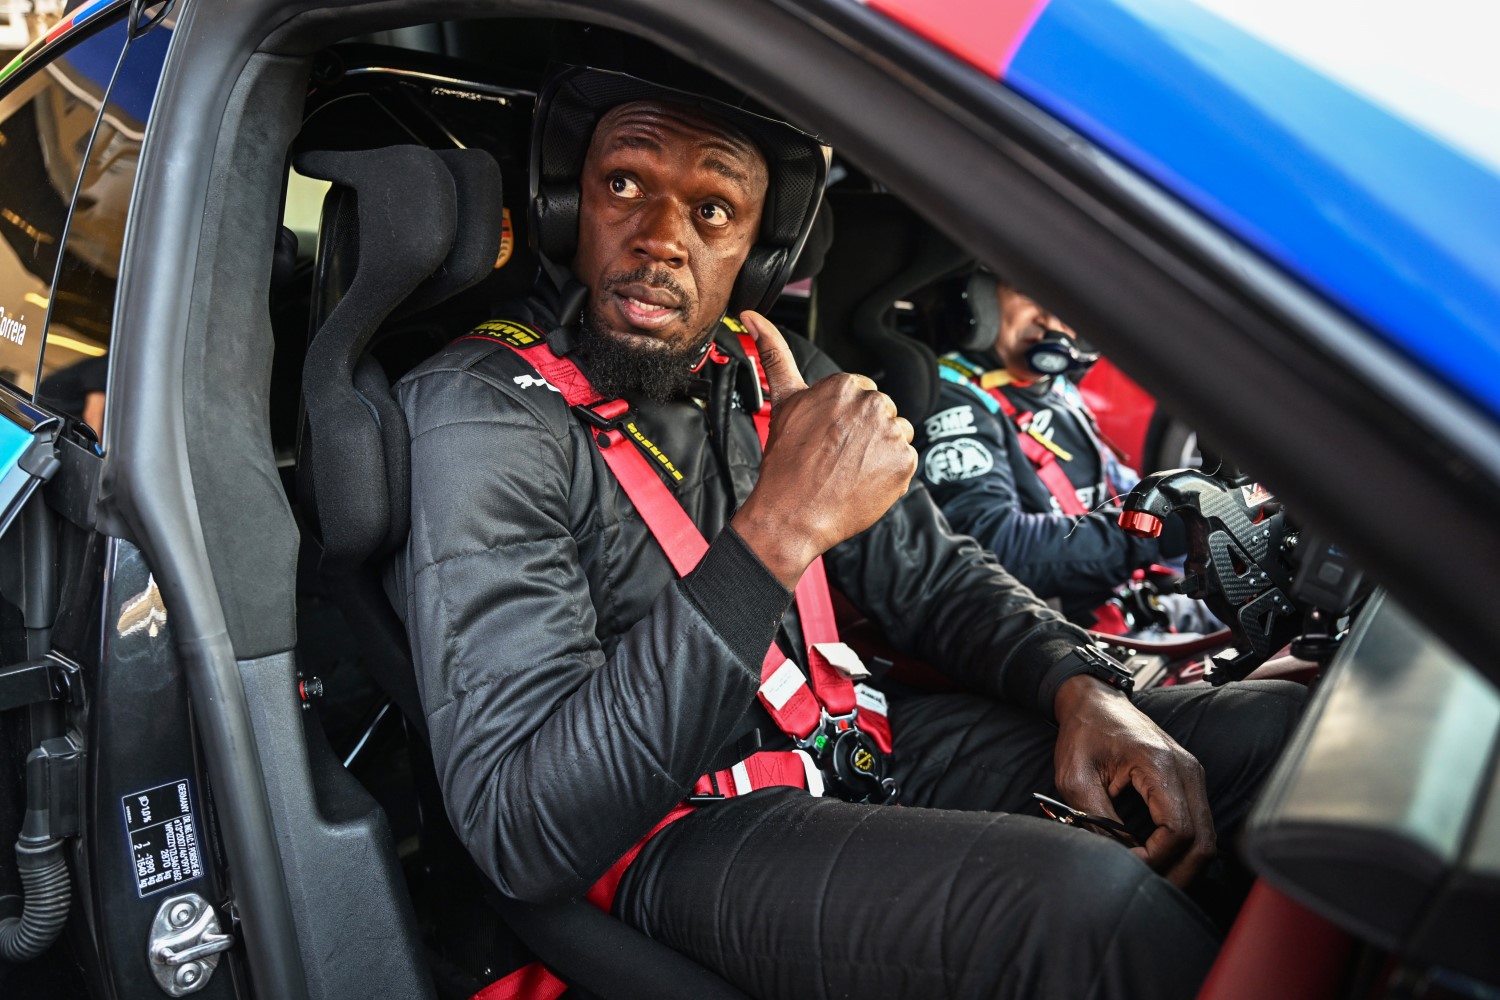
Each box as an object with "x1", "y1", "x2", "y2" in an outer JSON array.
[
  {"x1": 730, "y1": 310, "x2": 916, "y2": 588},
  {"x1": 1052, "y1": 675, "x2": 1216, "y2": 887}
]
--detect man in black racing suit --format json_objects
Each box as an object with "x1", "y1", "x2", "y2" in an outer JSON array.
[
  {"x1": 918, "y1": 270, "x2": 1194, "y2": 626},
  {"x1": 389, "y1": 67, "x2": 1304, "y2": 1000}
]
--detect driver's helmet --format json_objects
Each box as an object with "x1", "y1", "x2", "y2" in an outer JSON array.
[{"x1": 528, "y1": 65, "x2": 829, "y2": 316}]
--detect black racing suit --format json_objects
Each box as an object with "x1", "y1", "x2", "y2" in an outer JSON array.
[
  {"x1": 391, "y1": 287, "x2": 1303, "y2": 1000},
  {"x1": 917, "y1": 352, "x2": 1177, "y2": 616}
]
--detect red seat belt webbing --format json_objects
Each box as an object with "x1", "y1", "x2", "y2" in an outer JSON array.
[
  {"x1": 794, "y1": 563, "x2": 858, "y2": 716},
  {"x1": 986, "y1": 387, "x2": 1090, "y2": 517},
  {"x1": 696, "y1": 749, "x2": 817, "y2": 799},
  {"x1": 584, "y1": 802, "x2": 696, "y2": 912},
  {"x1": 737, "y1": 331, "x2": 773, "y2": 447},
  {"x1": 470, "y1": 961, "x2": 569, "y2": 1000},
  {"x1": 595, "y1": 428, "x2": 708, "y2": 577},
  {"x1": 735, "y1": 333, "x2": 857, "y2": 718},
  {"x1": 1016, "y1": 434, "x2": 1091, "y2": 517}
]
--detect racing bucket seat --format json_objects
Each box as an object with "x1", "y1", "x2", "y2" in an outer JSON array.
[{"x1": 294, "y1": 141, "x2": 749, "y2": 1000}]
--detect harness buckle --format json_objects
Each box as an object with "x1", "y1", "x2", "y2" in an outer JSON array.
[{"x1": 797, "y1": 709, "x2": 899, "y2": 805}]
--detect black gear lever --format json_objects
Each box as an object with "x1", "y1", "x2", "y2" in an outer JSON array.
[{"x1": 1118, "y1": 470, "x2": 1300, "y2": 684}]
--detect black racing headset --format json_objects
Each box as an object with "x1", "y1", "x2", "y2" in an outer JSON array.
[
  {"x1": 529, "y1": 65, "x2": 830, "y2": 316},
  {"x1": 944, "y1": 267, "x2": 1100, "y2": 378}
]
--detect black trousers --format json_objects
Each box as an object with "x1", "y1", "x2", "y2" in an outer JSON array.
[{"x1": 614, "y1": 680, "x2": 1306, "y2": 1000}]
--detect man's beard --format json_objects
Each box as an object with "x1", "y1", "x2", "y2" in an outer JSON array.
[{"x1": 576, "y1": 267, "x2": 715, "y2": 403}]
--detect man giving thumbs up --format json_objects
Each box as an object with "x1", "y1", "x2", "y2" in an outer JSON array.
[{"x1": 392, "y1": 65, "x2": 1305, "y2": 1000}]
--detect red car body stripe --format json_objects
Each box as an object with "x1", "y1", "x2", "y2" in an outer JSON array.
[{"x1": 867, "y1": 0, "x2": 1050, "y2": 76}]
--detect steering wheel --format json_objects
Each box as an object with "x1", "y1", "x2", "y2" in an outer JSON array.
[{"x1": 1112, "y1": 470, "x2": 1370, "y2": 684}]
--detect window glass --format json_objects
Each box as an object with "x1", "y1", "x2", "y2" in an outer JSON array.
[
  {"x1": 39, "y1": 19, "x2": 170, "y2": 442},
  {"x1": 0, "y1": 18, "x2": 127, "y2": 398}
]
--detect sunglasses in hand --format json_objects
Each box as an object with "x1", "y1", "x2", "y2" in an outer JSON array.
[{"x1": 1032, "y1": 793, "x2": 1141, "y2": 849}]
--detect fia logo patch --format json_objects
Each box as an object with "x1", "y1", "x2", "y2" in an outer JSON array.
[
  {"x1": 923, "y1": 405, "x2": 975, "y2": 441},
  {"x1": 924, "y1": 438, "x2": 994, "y2": 484}
]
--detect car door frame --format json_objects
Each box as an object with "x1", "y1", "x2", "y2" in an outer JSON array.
[{"x1": 103, "y1": 0, "x2": 1500, "y2": 994}]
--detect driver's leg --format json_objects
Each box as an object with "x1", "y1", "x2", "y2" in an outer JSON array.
[{"x1": 614, "y1": 788, "x2": 1219, "y2": 1000}]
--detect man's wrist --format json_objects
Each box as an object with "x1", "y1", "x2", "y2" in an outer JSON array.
[
  {"x1": 1054, "y1": 673, "x2": 1128, "y2": 722},
  {"x1": 730, "y1": 496, "x2": 819, "y2": 589},
  {"x1": 1039, "y1": 645, "x2": 1135, "y2": 723}
]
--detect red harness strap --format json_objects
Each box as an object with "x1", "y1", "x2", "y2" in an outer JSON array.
[
  {"x1": 736, "y1": 332, "x2": 859, "y2": 723},
  {"x1": 469, "y1": 321, "x2": 890, "y2": 909},
  {"x1": 985, "y1": 387, "x2": 1091, "y2": 517},
  {"x1": 470, "y1": 961, "x2": 568, "y2": 1000}
]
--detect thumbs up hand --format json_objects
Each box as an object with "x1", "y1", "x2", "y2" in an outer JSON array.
[
  {"x1": 731, "y1": 310, "x2": 918, "y2": 589},
  {"x1": 746, "y1": 309, "x2": 810, "y2": 407}
]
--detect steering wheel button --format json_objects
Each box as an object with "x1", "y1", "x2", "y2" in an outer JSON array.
[{"x1": 1118, "y1": 510, "x2": 1163, "y2": 537}]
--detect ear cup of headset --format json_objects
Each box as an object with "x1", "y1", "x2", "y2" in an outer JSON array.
[
  {"x1": 533, "y1": 181, "x2": 580, "y2": 264},
  {"x1": 730, "y1": 247, "x2": 791, "y2": 316},
  {"x1": 959, "y1": 270, "x2": 1001, "y2": 352}
]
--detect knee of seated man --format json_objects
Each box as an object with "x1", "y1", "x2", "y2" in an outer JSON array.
[
  {"x1": 960, "y1": 818, "x2": 1216, "y2": 993},
  {"x1": 1198, "y1": 678, "x2": 1308, "y2": 767},
  {"x1": 968, "y1": 817, "x2": 1181, "y2": 942}
]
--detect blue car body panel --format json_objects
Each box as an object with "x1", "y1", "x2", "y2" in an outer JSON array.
[{"x1": 870, "y1": 0, "x2": 1500, "y2": 420}]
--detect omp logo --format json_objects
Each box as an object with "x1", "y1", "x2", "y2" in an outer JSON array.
[
  {"x1": 513, "y1": 374, "x2": 559, "y2": 392},
  {"x1": 0, "y1": 306, "x2": 26, "y2": 346},
  {"x1": 923, "y1": 405, "x2": 975, "y2": 441}
]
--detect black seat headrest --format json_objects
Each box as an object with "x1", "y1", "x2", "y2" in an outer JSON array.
[
  {"x1": 295, "y1": 145, "x2": 503, "y2": 569},
  {"x1": 292, "y1": 147, "x2": 504, "y2": 566},
  {"x1": 815, "y1": 191, "x2": 968, "y2": 423},
  {"x1": 395, "y1": 149, "x2": 505, "y2": 320},
  {"x1": 295, "y1": 145, "x2": 456, "y2": 569}
]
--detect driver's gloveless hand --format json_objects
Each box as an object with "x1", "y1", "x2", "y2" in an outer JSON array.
[
  {"x1": 1052, "y1": 675, "x2": 1217, "y2": 887},
  {"x1": 731, "y1": 309, "x2": 918, "y2": 589}
]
